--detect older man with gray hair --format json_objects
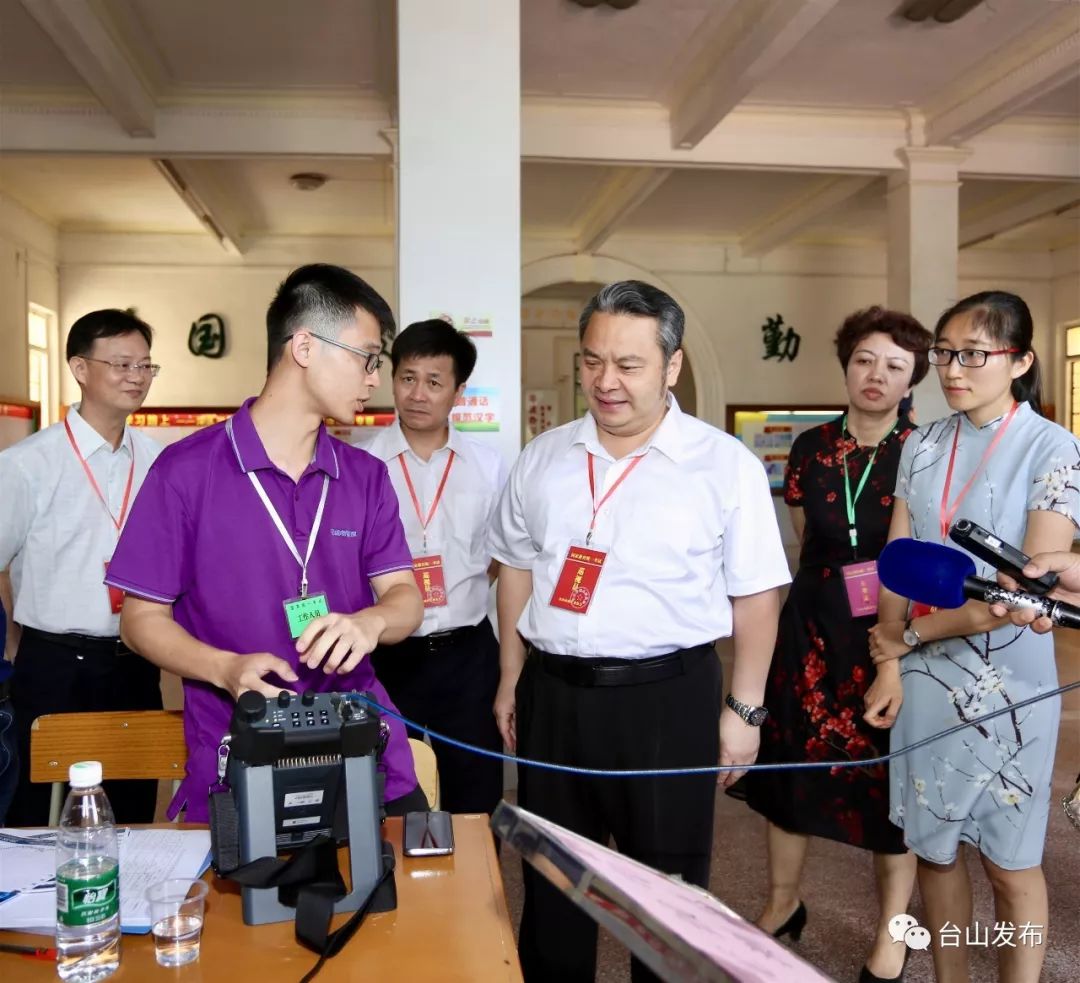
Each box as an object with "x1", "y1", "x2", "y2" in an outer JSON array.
[{"x1": 489, "y1": 280, "x2": 791, "y2": 982}]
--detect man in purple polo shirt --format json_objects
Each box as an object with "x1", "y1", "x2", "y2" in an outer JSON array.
[{"x1": 106, "y1": 264, "x2": 424, "y2": 822}]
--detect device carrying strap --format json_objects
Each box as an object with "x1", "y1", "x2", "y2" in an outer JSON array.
[{"x1": 207, "y1": 774, "x2": 394, "y2": 962}]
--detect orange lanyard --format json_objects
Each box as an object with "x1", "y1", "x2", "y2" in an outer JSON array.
[
  {"x1": 398, "y1": 450, "x2": 455, "y2": 549},
  {"x1": 939, "y1": 402, "x2": 1019, "y2": 541},
  {"x1": 586, "y1": 452, "x2": 645, "y2": 544},
  {"x1": 64, "y1": 417, "x2": 135, "y2": 535}
]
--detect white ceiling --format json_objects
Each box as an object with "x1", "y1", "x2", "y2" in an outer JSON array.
[{"x1": 0, "y1": 0, "x2": 1075, "y2": 253}]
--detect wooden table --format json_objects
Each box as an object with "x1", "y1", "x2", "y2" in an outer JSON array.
[{"x1": 2, "y1": 816, "x2": 523, "y2": 982}]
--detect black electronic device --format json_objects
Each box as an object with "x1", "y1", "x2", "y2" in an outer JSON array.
[
  {"x1": 403, "y1": 811, "x2": 455, "y2": 857},
  {"x1": 210, "y1": 688, "x2": 395, "y2": 926},
  {"x1": 948, "y1": 519, "x2": 1058, "y2": 596}
]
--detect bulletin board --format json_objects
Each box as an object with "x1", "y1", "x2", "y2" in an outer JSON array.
[
  {"x1": 727, "y1": 404, "x2": 844, "y2": 494},
  {"x1": 0, "y1": 400, "x2": 40, "y2": 451},
  {"x1": 124, "y1": 407, "x2": 396, "y2": 447}
]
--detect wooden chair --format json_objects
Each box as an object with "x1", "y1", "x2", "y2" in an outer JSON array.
[
  {"x1": 408, "y1": 737, "x2": 440, "y2": 811},
  {"x1": 30, "y1": 710, "x2": 186, "y2": 825}
]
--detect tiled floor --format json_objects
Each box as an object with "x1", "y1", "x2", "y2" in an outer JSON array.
[{"x1": 497, "y1": 629, "x2": 1080, "y2": 983}]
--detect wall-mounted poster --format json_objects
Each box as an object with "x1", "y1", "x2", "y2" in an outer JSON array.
[
  {"x1": 524, "y1": 388, "x2": 558, "y2": 442},
  {"x1": 729, "y1": 406, "x2": 844, "y2": 494},
  {"x1": 124, "y1": 407, "x2": 395, "y2": 447},
  {"x1": 452, "y1": 386, "x2": 500, "y2": 432}
]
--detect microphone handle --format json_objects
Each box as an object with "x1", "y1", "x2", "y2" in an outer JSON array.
[{"x1": 964, "y1": 575, "x2": 1080, "y2": 629}]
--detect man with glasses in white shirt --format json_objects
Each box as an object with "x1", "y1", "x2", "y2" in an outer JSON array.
[
  {"x1": 359, "y1": 319, "x2": 507, "y2": 816},
  {"x1": 490, "y1": 281, "x2": 791, "y2": 983},
  {"x1": 0, "y1": 309, "x2": 163, "y2": 825}
]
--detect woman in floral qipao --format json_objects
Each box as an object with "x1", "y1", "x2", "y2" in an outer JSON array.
[
  {"x1": 742, "y1": 307, "x2": 932, "y2": 983},
  {"x1": 867, "y1": 291, "x2": 1079, "y2": 983}
]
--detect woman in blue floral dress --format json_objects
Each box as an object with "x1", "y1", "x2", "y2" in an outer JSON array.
[{"x1": 867, "y1": 292, "x2": 1079, "y2": 983}]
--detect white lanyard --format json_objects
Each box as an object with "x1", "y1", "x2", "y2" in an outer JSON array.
[{"x1": 247, "y1": 471, "x2": 330, "y2": 598}]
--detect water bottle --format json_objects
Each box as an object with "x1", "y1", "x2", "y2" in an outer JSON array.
[{"x1": 55, "y1": 761, "x2": 121, "y2": 981}]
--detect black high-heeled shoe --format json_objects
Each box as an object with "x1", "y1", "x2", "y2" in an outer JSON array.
[
  {"x1": 858, "y1": 947, "x2": 910, "y2": 983},
  {"x1": 771, "y1": 901, "x2": 807, "y2": 942}
]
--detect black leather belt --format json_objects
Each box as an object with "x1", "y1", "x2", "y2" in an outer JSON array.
[
  {"x1": 395, "y1": 621, "x2": 485, "y2": 655},
  {"x1": 22, "y1": 627, "x2": 132, "y2": 657},
  {"x1": 531, "y1": 643, "x2": 713, "y2": 688}
]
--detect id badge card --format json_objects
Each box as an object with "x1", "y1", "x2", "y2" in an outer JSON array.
[
  {"x1": 412, "y1": 554, "x2": 448, "y2": 608},
  {"x1": 841, "y1": 560, "x2": 880, "y2": 618},
  {"x1": 550, "y1": 541, "x2": 608, "y2": 614},
  {"x1": 283, "y1": 592, "x2": 330, "y2": 639},
  {"x1": 103, "y1": 560, "x2": 124, "y2": 615}
]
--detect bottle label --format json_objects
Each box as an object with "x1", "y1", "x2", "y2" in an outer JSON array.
[{"x1": 56, "y1": 865, "x2": 119, "y2": 927}]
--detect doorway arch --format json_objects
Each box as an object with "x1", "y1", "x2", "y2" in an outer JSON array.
[{"x1": 521, "y1": 254, "x2": 726, "y2": 428}]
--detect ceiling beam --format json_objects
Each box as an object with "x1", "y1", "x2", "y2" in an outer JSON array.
[
  {"x1": 740, "y1": 174, "x2": 876, "y2": 257},
  {"x1": 924, "y1": 8, "x2": 1080, "y2": 146},
  {"x1": 152, "y1": 160, "x2": 244, "y2": 255},
  {"x1": 19, "y1": 0, "x2": 156, "y2": 136},
  {"x1": 1, "y1": 98, "x2": 1075, "y2": 181},
  {"x1": 667, "y1": 0, "x2": 840, "y2": 150},
  {"x1": 959, "y1": 183, "x2": 1080, "y2": 249},
  {"x1": 575, "y1": 167, "x2": 672, "y2": 254}
]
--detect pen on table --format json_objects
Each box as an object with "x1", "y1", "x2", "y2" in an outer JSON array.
[{"x1": 0, "y1": 941, "x2": 57, "y2": 960}]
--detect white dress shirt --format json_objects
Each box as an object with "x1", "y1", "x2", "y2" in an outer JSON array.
[
  {"x1": 488, "y1": 397, "x2": 791, "y2": 659},
  {"x1": 0, "y1": 404, "x2": 162, "y2": 636},
  {"x1": 357, "y1": 421, "x2": 508, "y2": 636}
]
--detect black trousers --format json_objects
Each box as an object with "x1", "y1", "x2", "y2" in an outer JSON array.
[
  {"x1": 370, "y1": 619, "x2": 503, "y2": 816},
  {"x1": 7, "y1": 630, "x2": 163, "y2": 826},
  {"x1": 516, "y1": 644, "x2": 721, "y2": 983}
]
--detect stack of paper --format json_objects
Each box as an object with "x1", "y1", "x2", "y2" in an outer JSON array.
[{"x1": 0, "y1": 828, "x2": 212, "y2": 935}]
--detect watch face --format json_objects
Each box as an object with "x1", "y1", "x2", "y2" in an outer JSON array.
[
  {"x1": 903, "y1": 629, "x2": 918, "y2": 647},
  {"x1": 748, "y1": 707, "x2": 768, "y2": 727}
]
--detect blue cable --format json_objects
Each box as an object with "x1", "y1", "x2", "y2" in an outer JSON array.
[{"x1": 357, "y1": 678, "x2": 1080, "y2": 778}]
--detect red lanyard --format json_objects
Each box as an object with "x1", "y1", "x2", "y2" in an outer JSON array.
[
  {"x1": 586, "y1": 452, "x2": 645, "y2": 544},
  {"x1": 398, "y1": 450, "x2": 455, "y2": 547},
  {"x1": 939, "y1": 402, "x2": 1019, "y2": 541},
  {"x1": 64, "y1": 417, "x2": 135, "y2": 535}
]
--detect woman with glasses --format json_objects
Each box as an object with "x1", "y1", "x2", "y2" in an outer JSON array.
[
  {"x1": 737, "y1": 307, "x2": 931, "y2": 983},
  {"x1": 866, "y1": 291, "x2": 1079, "y2": 983}
]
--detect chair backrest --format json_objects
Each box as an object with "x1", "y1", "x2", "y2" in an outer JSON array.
[
  {"x1": 30, "y1": 710, "x2": 186, "y2": 824},
  {"x1": 408, "y1": 737, "x2": 440, "y2": 811}
]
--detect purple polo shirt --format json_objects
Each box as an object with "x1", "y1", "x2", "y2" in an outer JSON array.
[{"x1": 106, "y1": 398, "x2": 418, "y2": 822}]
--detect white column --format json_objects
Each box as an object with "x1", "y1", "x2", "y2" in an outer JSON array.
[
  {"x1": 396, "y1": 0, "x2": 521, "y2": 461},
  {"x1": 887, "y1": 147, "x2": 971, "y2": 425}
]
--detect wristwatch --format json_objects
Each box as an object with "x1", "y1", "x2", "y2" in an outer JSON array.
[
  {"x1": 725, "y1": 693, "x2": 768, "y2": 727},
  {"x1": 902, "y1": 617, "x2": 923, "y2": 650}
]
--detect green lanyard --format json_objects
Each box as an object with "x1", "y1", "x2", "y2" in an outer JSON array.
[{"x1": 841, "y1": 415, "x2": 896, "y2": 556}]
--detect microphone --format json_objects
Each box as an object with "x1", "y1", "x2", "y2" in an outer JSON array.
[{"x1": 877, "y1": 538, "x2": 1080, "y2": 629}]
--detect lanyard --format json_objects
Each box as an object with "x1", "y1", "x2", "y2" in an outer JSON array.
[
  {"x1": 398, "y1": 450, "x2": 455, "y2": 551},
  {"x1": 586, "y1": 452, "x2": 645, "y2": 545},
  {"x1": 841, "y1": 415, "x2": 896, "y2": 555},
  {"x1": 248, "y1": 471, "x2": 330, "y2": 598},
  {"x1": 939, "y1": 402, "x2": 1019, "y2": 541},
  {"x1": 64, "y1": 417, "x2": 135, "y2": 535}
]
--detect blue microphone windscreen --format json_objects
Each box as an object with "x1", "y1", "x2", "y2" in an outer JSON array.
[{"x1": 877, "y1": 539, "x2": 975, "y2": 609}]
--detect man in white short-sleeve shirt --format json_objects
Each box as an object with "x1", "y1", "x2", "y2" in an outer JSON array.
[
  {"x1": 0, "y1": 309, "x2": 163, "y2": 825},
  {"x1": 359, "y1": 319, "x2": 508, "y2": 815},
  {"x1": 488, "y1": 281, "x2": 790, "y2": 983}
]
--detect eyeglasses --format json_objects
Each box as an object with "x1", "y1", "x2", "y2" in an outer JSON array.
[
  {"x1": 81, "y1": 357, "x2": 161, "y2": 378},
  {"x1": 308, "y1": 333, "x2": 384, "y2": 374},
  {"x1": 927, "y1": 347, "x2": 1020, "y2": 368}
]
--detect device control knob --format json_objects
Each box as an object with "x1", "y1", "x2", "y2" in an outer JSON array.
[
  {"x1": 301, "y1": 689, "x2": 316, "y2": 707},
  {"x1": 277, "y1": 691, "x2": 292, "y2": 709},
  {"x1": 237, "y1": 690, "x2": 266, "y2": 723}
]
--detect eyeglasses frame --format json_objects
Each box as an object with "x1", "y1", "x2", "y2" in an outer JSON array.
[
  {"x1": 927, "y1": 347, "x2": 1021, "y2": 368},
  {"x1": 78, "y1": 356, "x2": 161, "y2": 378}
]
